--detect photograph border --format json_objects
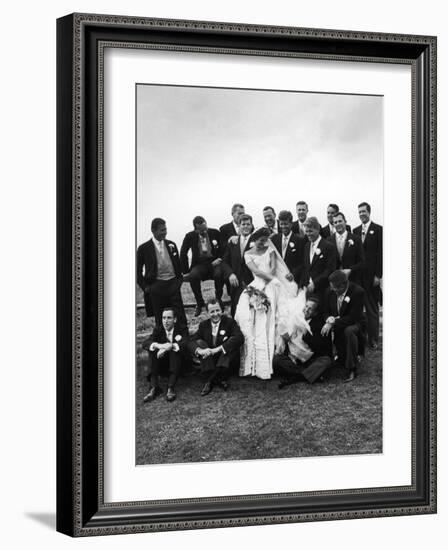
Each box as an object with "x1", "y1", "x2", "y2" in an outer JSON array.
[{"x1": 56, "y1": 13, "x2": 437, "y2": 536}]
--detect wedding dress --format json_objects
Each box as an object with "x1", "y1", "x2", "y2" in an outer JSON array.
[{"x1": 235, "y1": 243, "x2": 313, "y2": 380}]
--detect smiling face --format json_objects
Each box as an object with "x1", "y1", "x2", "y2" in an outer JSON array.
[
  {"x1": 232, "y1": 205, "x2": 245, "y2": 223},
  {"x1": 279, "y1": 219, "x2": 293, "y2": 236},
  {"x1": 152, "y1": 223, "x2": 167, "y2": 241},
  {"x1": 327, "y1": 206, "x2": 338, "y2": 224},
  {"x1": 296, "y1": 203, "x2": 308, "y2": 222},
  {"x1": 162, "y1": 309, "x2": 176, "y2": 331},
  {"x1": 239, "y1": 218, "x2": 253, "y2": 237},
  {"x1": 207, "y1": 302, "x2": 223, "y2": 324},
  {"x1": 263, "y1": 209, "x2": 276, "y2": 228},
  {"x1": 255, "y1": 235, "x2": 270, "y2": 251},
  {"x1": 333, "y1": 214, "x2": 346, "y2": 235},
  {"x1": 305, "y1": 224, "x2": 320, "y2": 242},
  {"x1": 358, "y1": 205, "x2": 371, "y2": 224},
  {"x1": 303, "y1": 299, "x2": 318, "y2": 320}
]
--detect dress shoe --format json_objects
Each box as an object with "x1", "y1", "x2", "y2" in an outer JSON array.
[
  {"x1": 166, "y1": 387, "x2": 176, "y2": 402},
  {"x1": 201, "y1": 382, "x2": 213, "y2": 396},
  {"x1": 343, "y1": 371, "x2": 356, "y2": 383},
  {"x1": 194, "y1": 305, "x2": 203, "y2": 317},
  {"x1": 143, "y1": 386, "x2": 161, "y2": 402}
]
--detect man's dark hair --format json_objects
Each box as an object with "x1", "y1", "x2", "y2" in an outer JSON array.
[
  {"x1": 263, "y1": 206, "x2": 276, "y2": 215},
  {"x1": 239, "y1": 213, "x2": 253, "y2": 225},
  {"x1": 151, "y1": 217, "x2": 166, "y2": 232},
  {"x1": 252, "y1": 227, "x2": 271, "y2": 241},
  {"x1": 206, "y1": 298, "x2": 222, "y2": 311},
  {"x1": 333, "y1": 211, "x2": 346, "y2": 222},
  {"x1": 296, "y1": 200, "x2": 308, "y2": 207},
  {"x1": 304, "y1": 216, "x2": 320, "y2": 230},
  {"x1": 278, "y1": 210, "x2": 293, "y2": 223},
  {"x1": 161, "y1": 307, "x2": 177, "y2": 318},
  {"x1": 231, "y1": 203, "x2": 245, "y2": 214},
  {"x1": 327, "y1": 203, "x2": 339, "y2": 212},
  {"x1": 329, "y1": 269, "x2": 348, "y2": 286},
  {"x1": 358, "y1": 201, "x2": 371, "y2": 213},
  {"x1": 192, "y1": 215, "x2": 206, "y2": 228}
]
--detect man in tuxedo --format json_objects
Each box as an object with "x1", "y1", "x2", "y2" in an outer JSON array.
[
  {"x1": 221, "y1": 214, "x2": 254, "y2": 317},
  {"x1": 291, "y1": 200, "x2": 308, "y2": 237},
  {"x1": 136, "y1": 217, "x2": 186, "y2": 327},
  {"x1": 353, "y1": 202, "x2": 383, "y2": 349},
  {"x1": 322, "y1": 270, "x2": 366, "y2": 382},
  {"x1": 320, "y1": 203, "x2": 351, "y2": 239},
  {"x1": 189, "y1": 299, "x2": 244, "y2": 395},
  {"x1": 271, "y1": 210, "x2": 306, "y2": 284},
  {"x1": 180, "y1": 216, "x2": 224, "y2": 317},
  {"x1": 299, "y1": 217, "x2": 337, "y2": 297},
  {"x1": 274, "y1": 296, "x2": 333, "y2": 386},
  {"x1": 262, "y1": 206, "x2": 279, "y2": 235},
  {"x1": 220, "y1": 203, "x2": 245, "y2": 243},
  {"x1": 330, "y1": 212, "x2": 365, "y2": 284},
  {"x1": 141, "y1": 307, "x2": 189, "y2": 402}
]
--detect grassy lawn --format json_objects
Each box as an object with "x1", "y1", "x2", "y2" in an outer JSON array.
[{"x1": 135, "y1": 282, "x2": 382, "y2": 465}]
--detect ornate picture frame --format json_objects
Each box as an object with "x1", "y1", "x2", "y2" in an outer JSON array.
[{"x1": 56, "y1": 13, "x2": 436, "y2": 536}]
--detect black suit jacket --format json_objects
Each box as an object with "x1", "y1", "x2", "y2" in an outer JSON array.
[
  {"x1": 189, "y1": 315, "x2": 244, "y2": 355},
  {"x1": 299, "y1": 238, "x2": 337, "y2": 291},
  {"x1": 324, "y1": 282, "x2": 366, "y2": 332},
  {"x1": 320, "y1": 223, "x2": 352, "y2": 239},
  {"x1": 353, "y1": 221, "x2": 383, "y2": 281},
  {"x1": 291, "y1": 220, "x2": 307, "y2": 238},
  {"x1": 330, "y1": 232, "x2": 365, "y2": 283},
  {"x1": 221, "y1": 235, "x2": 254, "y2": 286},
  {"x1": 136, "y1": 238, "x2": 182, "y2": 291},
  {"x1": 141, "y1": 323, "x2": 188, "y2": 356},
  {"x1": 302, "y1": 315, "x2": 333, "y2": 358},
  {"x1": 180, "y1": 228, "x2": 222, "y2": 273},
  {"x1": 219, "y1": 221, "x2": 238, "y2": 244},
  {"x1": 271, "y1": 232, "x2": 306, "y2": 283}
]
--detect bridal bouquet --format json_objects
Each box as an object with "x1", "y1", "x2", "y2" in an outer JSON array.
[{"x1": 245, "y1": 286, "x2": 271, "y2": 312}]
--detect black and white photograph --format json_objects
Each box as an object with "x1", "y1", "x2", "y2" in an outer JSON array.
[{"x1": 136, "y1": 83, "x2": 384, "y2": 465}]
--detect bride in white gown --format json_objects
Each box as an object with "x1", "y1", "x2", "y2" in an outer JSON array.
[{"x1": 235, "y1": 227, "x2": 313, "y2": 380}]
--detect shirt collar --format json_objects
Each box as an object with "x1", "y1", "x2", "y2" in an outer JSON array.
[
  {"x1": 337, "y1": 230, "x2": 348, "y2": 240},
  {"x1": 312, "y1": 236, "x2": 322, "y2": 248},
  {"x1": 362, "y1": 220, "x2": 371, "y2": 231}
]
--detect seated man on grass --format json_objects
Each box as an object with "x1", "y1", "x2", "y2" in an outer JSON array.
[
  {"x1": 141, "y1": 307, "x2": 189, "y2": 402},
  {"x1": 189, "y1": 299, "x2": 244, "y2": 396},
  {"x1": 274, "y1": 296, "x2": 333, "y2": 387}
]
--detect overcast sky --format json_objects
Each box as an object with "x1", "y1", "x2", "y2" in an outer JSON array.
[{"x1": 137, "y1": 84, "x2": 383, "y2": 247}]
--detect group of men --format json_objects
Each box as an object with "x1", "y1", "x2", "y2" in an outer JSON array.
[{"x1": 137, "y1": 200, "x2": 383, "y2": 401}]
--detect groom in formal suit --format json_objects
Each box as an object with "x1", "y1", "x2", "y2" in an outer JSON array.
[
  {"x1": 271, "y1": 210, "x2": 306, "y2": 284},
  {"x1": 189, "y1": 299, "x2": 244, "y2": 395},
  {"x1": 353, "y1": 202, "x2": 383, "y2": 348},
  {"x1": 221, "y1": 214, "x2": 255, "y2": 317},
  {"x1": 180, "y1": 216, "x2": 224, "y2": 316},
  {"x1": 322, "y1": 270, "x2": 366, "y2": 382},
  {"x1": 320, "y1": 203, "x2": 351, "y2": 239},
  {"x1": 330, "y1": 212, "x2": 365, "y2": 284},
  {"x1": 136, "y1": 217, "x2": 186, "y2": 327},
  {"x1": 299, "y1": 217, "x2": 337, "y2": 297}
]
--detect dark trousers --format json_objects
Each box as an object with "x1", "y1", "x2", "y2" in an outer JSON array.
[
  {"x1": 146, "y1": 278, "x2": 187, "y2": 327},
  {"x1": 364, "y1": 284, "x2": 381, "y2": 345},
  {"x1": 184, "y1": 262, "x2": 224, "y2": 307},
  {"x1": 273, "y1": 353, "x2": 332, "y2": 384},
  {"x1": 195, "y1": 339, "x2": 234, "y2": 384},
  {"x1": 334, "y1": 324, "x2": 361, "y2": 373},
  {"x1": 147, "y1": 350, "x2": 182, "y2": 388},
  {"x1": 229, "y1": 285, "x2": 245, "y2": 318}
]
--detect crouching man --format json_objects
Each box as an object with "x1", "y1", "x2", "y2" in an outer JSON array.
[
  {"x1": 141, "y1": 307, "x2": 188, "y2": 402},
  {"x1": 189, "y1": 299, "x2": 244, "y2": 396},
  {"x1": 274, "y1": 296, "x2": 333, "y2": 387}
]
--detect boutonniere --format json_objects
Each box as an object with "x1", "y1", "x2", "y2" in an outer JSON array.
[
  {"x1": 369, "y1": 230, "x2": 374, "y2": 234},
  {"x1": 289, "y1": 242, "x2": 295, "y2": 248},
  {"x1": 344, "y1": 296, "x2": 351, "y2": 303},
  {"x1": 348, "y1": 239, "x2": 354, "y2": 246},
  {"x1": 172, "y1": 252, "x2": 177, "y2": 256},
  {"x1": 315, "y1": 248, "x2": 321, "y2": 255},
  {"x1": 219, "y1": 330, "x2": 226, "y2": 335},
  {"x1": 174, "y1": 334, "x2": 182, "y2": 342},
  {"x1": 212, "y1": 239, "x2": 218, "y2": 246}
]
